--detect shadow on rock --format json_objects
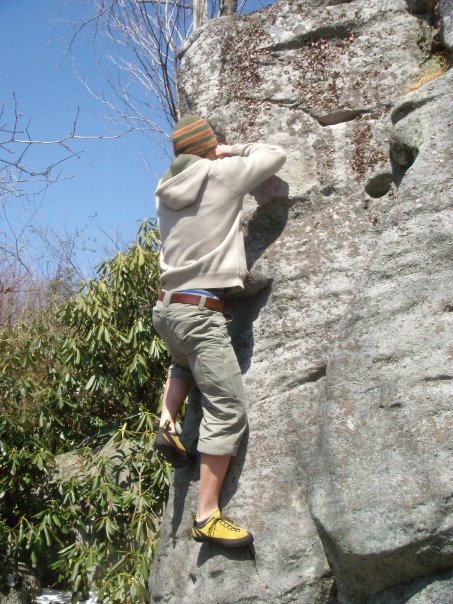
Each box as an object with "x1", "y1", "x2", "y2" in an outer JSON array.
[
  {"x1": 170, "y1": 459, "x2": 200, "y2": 546},
  {"x1": 167, "y1": 286, "x2": 272, "y2": 550},
  {"x1": 228, "y1": 286, "x2": 272, "y2": 373},
  {"x1": 165, "y1": 178, "x2": 287, "y2": 557},
  {"x1": 245, "y1": 176, "x2": 290, "y2": 270},
  {"x1": 196, "y1": 541, "x2": 256, "y2": 568}
]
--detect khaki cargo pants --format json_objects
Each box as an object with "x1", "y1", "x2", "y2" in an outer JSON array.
[{"x1": 152, "y1": 295, "x2": 247, "y2": 456}]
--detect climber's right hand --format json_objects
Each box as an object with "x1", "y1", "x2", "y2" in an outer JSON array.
[{"x1": 215, "y1": 145, "x2": 233, "y2": 158}]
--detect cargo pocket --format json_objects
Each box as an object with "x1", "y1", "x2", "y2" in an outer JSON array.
[
  {"x1": 194, "y1": 344, "x2": 244, "y2": 402},
  {"x1": 226, "y1": 353, "x2": 245, "y2": 401},
  {"x1": 152, "y1": 307, "x2": 166, "y2": 338}
]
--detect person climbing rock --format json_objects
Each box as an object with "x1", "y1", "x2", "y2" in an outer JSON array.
[{"x1": 152, "y1": 115, "x2": 286, "y2": 547}]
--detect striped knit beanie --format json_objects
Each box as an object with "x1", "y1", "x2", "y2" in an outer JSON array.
[{"x1": 172, "y1": 115, "x2": 217, "y2": 157}]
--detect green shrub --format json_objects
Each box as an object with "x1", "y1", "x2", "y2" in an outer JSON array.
[{"x1": 0, "y1": 220, "x2": 170, "y2": 602}]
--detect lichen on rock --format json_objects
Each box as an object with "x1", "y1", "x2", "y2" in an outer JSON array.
[{"x1": 149, "y1": 1, "x2": 452, "y2": 602}]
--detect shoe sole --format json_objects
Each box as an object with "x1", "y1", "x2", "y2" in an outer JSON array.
[
  {"x1": 192, "y1": 534, "x2": 254, "y2": 548},
  {"x1": 155, "y1": 443, "x2": 189, "y2": 467},
  {"x1": 154, "y1": 433, "x2": 193, "y2": 468}
]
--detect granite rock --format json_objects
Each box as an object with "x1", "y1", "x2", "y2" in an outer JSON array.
[
  {"x1": 0, "y1": 565, "x2": 40, "y2": 604},
  {"x1": 309, "y1": 68, "x2": 453, "y2": 602},
  {"x1": 149, "y1": 1, "x2": 452, "y2": 602},
  {"x1": 368, "y1": 570, "x2": 453, "y2": 604},
  {"x1": 440, "y1": 0, "x2": 453, "y2": 57}
]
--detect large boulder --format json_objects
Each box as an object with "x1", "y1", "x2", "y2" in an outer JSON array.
[
  {"x1": 0, "y1": 564, "x2": 40, "y2": 604},
  {"x1": 149, "y1": 1, "x2": 451, "y2": 602},
  {"x1": 309, "y1": 69, "x2": 453, "y2": 602},
  {"x1": 440, "y1": 0, "x2": 453, "y2": 57}
]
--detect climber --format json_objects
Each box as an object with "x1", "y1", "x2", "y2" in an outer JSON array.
[{"x1": 152, "y1": 115, "x2": 286, "y2": 548}]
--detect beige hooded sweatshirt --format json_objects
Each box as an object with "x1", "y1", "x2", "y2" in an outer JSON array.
[{"x1": 155, "y1": 142, "x2": 287, "y2": 292}]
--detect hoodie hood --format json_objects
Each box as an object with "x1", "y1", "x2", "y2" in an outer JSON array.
[{"x1": 155, "y1": 154, "x2": 212, "y2": 211}]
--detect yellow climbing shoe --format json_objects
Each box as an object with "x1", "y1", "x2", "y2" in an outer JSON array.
[
  {"x1": 192, "y1": 508, "x2": 253, "y2": 548},
  {"x1": 154, "y1": 420, "x2": 191, "y2": 468}
]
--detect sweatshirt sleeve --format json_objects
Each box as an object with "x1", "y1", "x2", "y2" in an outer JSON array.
[{"x1": 213, "y1": 143, "x2": 287, "y2": 194}]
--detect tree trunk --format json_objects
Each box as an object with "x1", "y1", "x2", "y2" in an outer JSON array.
[
  {"x1": 193, "y1": 0, "x2": 208, "y2": 30},
  {"x1": 219, "y1": 0, "x2": 237, "y2": 16}
]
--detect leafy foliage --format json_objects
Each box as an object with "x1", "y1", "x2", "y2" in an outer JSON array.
[{"x1": 0, "y1": 220, "x2": 170, "y2": 602}]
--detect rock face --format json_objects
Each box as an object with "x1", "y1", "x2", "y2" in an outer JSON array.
[
  {"x1": 149, "y1": 1, "x2": 452, "y2": 602},
  {"x1": 440, "y1": 0, "x2": 453, "y2": 57},
  {"x1": 309, "y1": 69, "x2": 453, "y2": 602},
  {"x1": 0, "y1": 564, "x2": 40, "y2": 604}
]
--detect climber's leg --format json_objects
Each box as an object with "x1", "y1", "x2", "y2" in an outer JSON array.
[
  {"x1": 192, "y1": 452, "x2": 253, "y2": 547},
  {"x1": 196, "y1": 452, "x2": 230, "y2": 520},
  {"x1": 159, "y1": 375, "x2": 192, "y2": 432},
  {"x1": 154, "y1": 372, "x2": 194, "y2": 467}
]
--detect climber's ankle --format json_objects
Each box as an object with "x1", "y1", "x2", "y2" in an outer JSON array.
[{"x1": 196, "y1": 505, "x2": 219, "y2": 524}]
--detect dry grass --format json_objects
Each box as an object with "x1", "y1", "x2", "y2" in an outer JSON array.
[{"x1": 406, "y1": 57, "x2": 449, "y2": 92}]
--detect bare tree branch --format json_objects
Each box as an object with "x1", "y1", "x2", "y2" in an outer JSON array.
[
  {"x1": 0, "y1": 96, "x2": 132, "y2": 199},
  {"x1": 66, "y1": 0, "x2": 253, "y2": 134},
  {"x1": 0, "y1": 95, "x2": 132, "y2": 308},
  {"x1": 65, "y1": 0, "x2": 271, "y2": 137}
]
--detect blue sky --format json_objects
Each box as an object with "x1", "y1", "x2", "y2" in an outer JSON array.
[
  {"x1": 0, "y1": 0, "x2": 170, "y2": 276},
  {"x1": 0, "y1": 0, "x2": 274, "y2": 278}
]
